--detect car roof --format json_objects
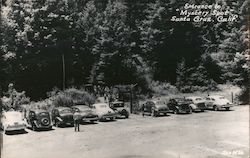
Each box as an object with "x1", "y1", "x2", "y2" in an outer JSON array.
[
  {"x1": 208, "y1": 95, "x2": 223, "y2": 98},
  {"x1": 29, "y1": 109, "x2": 49, "y2": 114},
  {"x1": 72, "y1": 105, "x2": 90, "y2": 109},
  {"x1": 92, "y1": 103, "x2": 108, "y2": 106},
  {"x1": 186, "y1": 96, "x2": 202, "y2": 99},
  {"x1": 111, "y1": 101, "x2": 124, "y2": 104},
  {"x1": 55, "y1": 107, "x2": 72, "y2": 111},
  {"x1": 149, "y1": 100, "x2": 164, "y2": 103},
  {"x1": 3, "y1": 111, "x2": 22, "y2": 117}
]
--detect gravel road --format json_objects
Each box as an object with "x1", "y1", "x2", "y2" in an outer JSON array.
[{"x1": 1, "y1": 106, "x2": 249, "y2": 158}]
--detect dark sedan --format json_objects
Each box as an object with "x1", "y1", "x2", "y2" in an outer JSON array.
[
  {"x1": 51, "y1": 107, "x2": 74, "y2": 127},
  {"x1": 142, "y1": 100, "x2": 169, "y2": 117},
  {"x1": 167, "y1": 98, "x2": 192, "y2": 114}
]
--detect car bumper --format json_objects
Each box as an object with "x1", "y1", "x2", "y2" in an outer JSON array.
[
  {"x1": 156, "y1": 110, "x2": 169, "y2": 114},
  {"x1": 82, "y1": 117, "x2": 99, "y2": 122},
  {"x1": 100, "y1": 113, "x2": 118, "y2": 119},
  {"x1": 220, "y1": 104, "x2": 234, "y2": 109},
  {"x1": 5, "y1": 125, "x2": 26, "y2": 131}
]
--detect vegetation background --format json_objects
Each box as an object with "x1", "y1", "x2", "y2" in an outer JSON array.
[{"x1": 0, "y1": 0, "x2": 249, "y2": 108}]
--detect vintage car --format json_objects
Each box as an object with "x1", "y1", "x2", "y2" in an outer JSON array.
[
  {"x1": 25, "y1": 109, "x2": 52, "y2": 131},
  {"x1": 51, "y1": 107, "x2": 74, "y2": 127},
  {"x1": 91, "y1": 103, "x2": 118, "y2": 121},
  {"x1": 142, "y1": 100, "x2": 169, "y2": 117},
  {"x1": 205, "y1": 95, "x2": 233, "y2": 111},
  {"x1": 186, "y1": 96, "x2": 207, "y2": 112},
  {"x1": 1, "y1": 111, "x2": 26, "y2": 133},
  {"x1": 167, "y1": 98, "x2": 192, "y2": 114},
  {"x1": 109, "y1": 101, "x2": 129, "y2": 118},
  {"x1": 71, "y1": 105, "x2": 99, "y2": 123}
]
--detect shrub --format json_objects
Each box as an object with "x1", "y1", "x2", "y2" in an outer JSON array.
[
  {"x1": 48, "y1": 88, "x2": 96, "y2": 107},
  {"x1": 149, "y1": 81, "x2": 179, "y2": 97}
]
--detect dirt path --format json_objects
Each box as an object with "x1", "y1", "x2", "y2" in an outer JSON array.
[{"x1": 2, "y1": 106, "x2": 249, "y2": 158}]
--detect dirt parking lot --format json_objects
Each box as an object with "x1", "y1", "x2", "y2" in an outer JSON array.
[{"x1": 1, "y1": 106, "x2": 249, "y2": 158}]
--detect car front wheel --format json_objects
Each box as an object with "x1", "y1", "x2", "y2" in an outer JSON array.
[{"x1": 151, "y1": 110, "x2": 157, "y2": 117}]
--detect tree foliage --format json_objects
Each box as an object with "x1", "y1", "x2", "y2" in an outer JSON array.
[{"x1": 0, "y1": 0, "x2": 249, "y2": 103}]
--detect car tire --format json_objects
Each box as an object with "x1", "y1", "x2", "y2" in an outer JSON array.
[
  {"x1": 174, "y1": 110, "x2": 178, "y2": 114},
  {"x1": 189, "y1": 107, "x2": 193, "y2": 114},
  {"x1": 225, "y1": 107, "x2": 230, "y2": 111},
  {"x1": 125, "y1": 113, "x2": 129, "y2": 118},
  {"x1": 213, "y1": 105, "x2": 218, "y2": 111},
  {"x1": 32, "y1": 124, "x2": 37, "y2": 131},
  {"x1": 151, "y1": 111, "x2": 156, "y2": 117},
  {"x1": 55, "y1": 121, "x2": 60, "y2": 127},
  {"x1": 201, "y1": 109, "x2": 204, "y2": 112}
]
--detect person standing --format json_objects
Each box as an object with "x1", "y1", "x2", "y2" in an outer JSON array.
[{"x1": 73, "y1": 111, "x2": 81, "y2": 132}]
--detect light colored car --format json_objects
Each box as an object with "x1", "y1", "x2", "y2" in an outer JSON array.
[
  {"x1": 205, "y1": 95, "x2": 234, "y2": 111},
  {"x1": 186, "y1": 96, "x2": 207, "y2": 112},
  {"x1": 72, "y1": 105, "x2": 99, "y2": 123},
  {"x1": 1, "y1": 111, "x2": 26, "y2": 133},
  {"x1": 91, "y1": 103, "x2": 118, "y2": 121}
]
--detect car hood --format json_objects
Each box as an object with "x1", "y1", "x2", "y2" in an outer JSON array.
[
  {"x1": 216, "y1": 99, "x2": 231, "y2": 105},
  {"x1": 80, "y1": 110, "x2": 97, "y2": 116},
  {"x1": 95, "y1": 108, "x2": 115, "y2": 115}
]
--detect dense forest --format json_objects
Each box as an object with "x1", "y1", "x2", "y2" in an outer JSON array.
[{"x1": 0, "y1": 0, "x2": 249, "y2": 102}]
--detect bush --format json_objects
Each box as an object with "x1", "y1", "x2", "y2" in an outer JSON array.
[
  {"x1": 149, "y1": 81, "x2": 179, "y2": 97},
  {"x1": 48, "y1": 88, "x2": 96, "y2": 107},
  {"x1": 1, "y1": 91, "x2": 30, "y2": 111}
]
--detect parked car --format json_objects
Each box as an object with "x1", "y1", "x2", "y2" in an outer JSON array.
[
  {"x1": 1, "y1": 111, "x2": 26, "y2": 133},
  {"x1": 91, "y1": 103, "x2": 118, "y2": 121},
  {"x1": 142, "y1": 100, "x2": 169, "y2": 117},
  {"x1": 186, "y1": 96, "x2": 207, "y2": 112},
  {"x1": 25, "y1": 109, "x2": 52, "y2": 131},
  {"x1": 205, "y1": 95, "x2": 233, "y2": 111},
  {"x1": 71, "y1": 105, "x2": 99, "y2": 123},
  {"x1": 167, "y1": 98, "x2": 192, "y2": 114},
  {"x1": 51, "y1": 107, "x2": 74, "y2": 127},
  {"x1": 109, "y1": 101, "x2": 129, "y2": 118}
]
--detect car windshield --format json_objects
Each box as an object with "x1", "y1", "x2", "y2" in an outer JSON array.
[
  {"x1": 60, "y1": 109, "x2": 72, "y2": 113},
  {"x1": 113, "y1": 103, "x2": 124, "y2": 107},
  {"x1": 219, "y1": 96, "x2": 225, "y2": 99},
  {"x1": 76, "y1": 106, "x2": 90, "y2": 111},
  {"x1": 4, "y1": 112, "x2": 23, "y2": 123}
]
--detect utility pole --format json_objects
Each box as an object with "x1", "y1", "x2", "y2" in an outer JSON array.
[{"x1": 62, "y1": 54, "x2": 65, "y2": 90}]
